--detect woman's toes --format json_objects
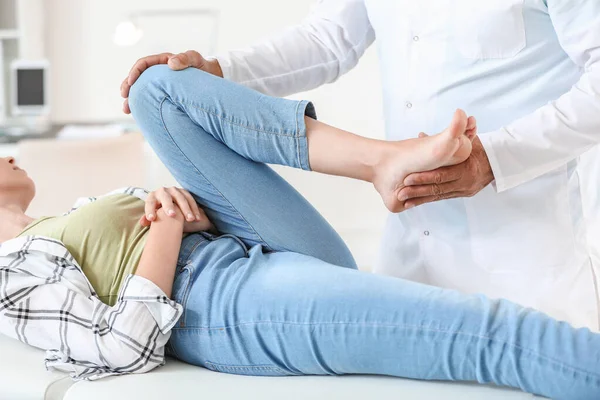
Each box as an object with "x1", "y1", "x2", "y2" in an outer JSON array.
[
  {"x1": 466, "y1": 116, "x2": 477, "y2": 131},
  {"x1": 466, "y1": 126, "x2": 478, "y2": 140},
  {"x1": 446, "y1": 109, "x2": 469, "y2": 139}
]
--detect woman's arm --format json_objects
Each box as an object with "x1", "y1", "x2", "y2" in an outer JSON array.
[
  {"x1": 136, "y1": 207, "x2": 184, "y2": 297},
  {"x1": 0, "y1": 250, "x2": 183, "y2": 380},
  {"x1": 0, "y1": 188, "x2": 190, "y2": 380}
]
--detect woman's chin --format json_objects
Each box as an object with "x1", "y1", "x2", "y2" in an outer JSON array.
[{"x1": 26, "y1": 179, "x2": 37, "y2": 203}]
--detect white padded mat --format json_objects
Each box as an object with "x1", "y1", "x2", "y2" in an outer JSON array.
[{"x1": 65, "y1": 357, "x2": 542, "y2": 400}]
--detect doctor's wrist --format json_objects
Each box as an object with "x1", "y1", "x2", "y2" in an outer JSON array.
[{"x1": 206, "y1": 58, "x2": 224, "y2": 78}]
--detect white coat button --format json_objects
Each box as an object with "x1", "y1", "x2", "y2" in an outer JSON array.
[
  {"x1": 413, "y1": 36, "x2": 420, "y2": 42},
  {"x1": 424, "y1": 231, "x2": 430, "y2": 236},
  {"x1": 406, "y1": 102, "x2": 413, "y2": 109}
]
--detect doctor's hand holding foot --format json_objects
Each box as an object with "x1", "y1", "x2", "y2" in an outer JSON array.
[
  {"x1": 399, "y1": 133, "x2": 494, "y2": 209},
  {"x1": 304, "y1": 108, "x2": 477, "y2": 213}
]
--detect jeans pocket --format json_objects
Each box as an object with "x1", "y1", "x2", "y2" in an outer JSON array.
[
  {"x1": 204, "y1": 361, "x2": 294, "y2": 377},
  {"x1": 171, "y1": 265, "x2": 193, "y2": 327}
]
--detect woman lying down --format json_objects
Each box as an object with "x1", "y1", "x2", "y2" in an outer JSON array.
[{"x1": 0, "y1": 66, "x2": 598, "y2": 400}]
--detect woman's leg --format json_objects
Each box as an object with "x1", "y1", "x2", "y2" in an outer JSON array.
[
  {"x1": 172, "y1": 245, "x2": 600, "y2": 400},
  {"x1": 129, "y1": 65, "x2": 474, "y2": 250},
  {"x1": 129, "y1": 65, "x2": 356, "y2": 268}
]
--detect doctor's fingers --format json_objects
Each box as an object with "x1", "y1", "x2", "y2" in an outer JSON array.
[
  {"x1": 120, "y1": 77, "x2": 130, "y2": 98},
  {"x1": 404, "y1": 164, "x2": 464, "y2": 186},
  {"x1": 398, "y1": 180, "x2": 464, "y2": 202},
  {"x1": 168, "y1": 50, "x2": 209, "y2": 70},
  {"x1": 121, "y1": 53, "x2": 173, "y2": 102},
  {"x1": 122, "y1": 98, "x2": 131, "y2": 114},
  {"x1": 127, "y1": 53, "x2": 174, "y2": 86},
  {"x1": 404, "y1": 191, "x2": 471, "y2": 209}
]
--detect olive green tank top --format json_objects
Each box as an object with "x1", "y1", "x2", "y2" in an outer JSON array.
[{"x1": 18, "y1": 194, "x2": 149, "y2": 306}]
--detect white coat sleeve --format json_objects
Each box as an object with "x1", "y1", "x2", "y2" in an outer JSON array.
[
  {"x1": 479, "y1": 0, "x2": 600, "y2": 192},
  {"x1": 215, "y1": 0, "x2": 375, "y2": 97}
]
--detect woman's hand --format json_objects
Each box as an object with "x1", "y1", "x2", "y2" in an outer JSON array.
[{"x1": 140, "y1": 187, "x2": 214, "y2": 233}]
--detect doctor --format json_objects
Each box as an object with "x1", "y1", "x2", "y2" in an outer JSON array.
[{"x1": 122, "y1": 0, "x2": 600, "y2": 330}]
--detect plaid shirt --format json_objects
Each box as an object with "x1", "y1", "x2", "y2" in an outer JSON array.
[{"x1": 0, "y1": 187, "x2": 183, "y2": 381}]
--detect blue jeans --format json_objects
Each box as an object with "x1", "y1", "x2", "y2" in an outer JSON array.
[{"x1": 129, "y1": 65, "x2": 600, "y2": 400}]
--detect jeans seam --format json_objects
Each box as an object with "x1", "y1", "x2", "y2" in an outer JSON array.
[
  {"x1": 205, "y1": 361, "x2": 287, "y2": 373},
  {"x1": 176, "y1": 99, "x2": 300, "y2": 138},
  {"x1": 186, "y1": 240, "x2": 205, "y2": 263},
  {"x1": 178, "y1": 237, "x2": 205, "y2": 266},
  {"x1": 175, "y1": 320, "x2": 600, "y2": 381},
  {"x1": 295, "y1": 100, "x2": 302, "y2": 169},
  {"x1": 158, "y1": 95, "x2": 273, "y2": 251},
  {"x1": 177, "y1": 266, "x2": 193, "y2": 327}
]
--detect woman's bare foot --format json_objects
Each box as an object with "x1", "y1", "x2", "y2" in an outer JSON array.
[{"x1": 374, "y1": 109, "x2": 477, "y2": 213}]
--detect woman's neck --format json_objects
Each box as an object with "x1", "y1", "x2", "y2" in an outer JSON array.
[{"x1": 0, "y1": 205, "x2": 34, "y2": 242}]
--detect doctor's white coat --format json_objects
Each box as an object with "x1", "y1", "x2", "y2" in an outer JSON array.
[{"x1": 215, "y1": 0, "x2": 600, "y2": 330}]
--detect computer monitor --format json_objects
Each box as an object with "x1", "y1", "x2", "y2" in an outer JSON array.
[{"x1": 10, "y1": 60, "x2": 50, "y2": 116}]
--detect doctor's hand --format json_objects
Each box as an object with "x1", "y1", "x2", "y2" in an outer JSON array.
[
  {"x1": 120, "y1": 50, "x2": 223, "y2": 114},
  {"x1": 398, "y1": 136, "x2": 494, "y2": 209}
]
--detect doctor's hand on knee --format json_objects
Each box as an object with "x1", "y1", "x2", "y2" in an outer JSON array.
[
  {"x1": 120, "y1": 50, "x2": 224, "y2": 114},
  {"x1": 398, "y1": 136, "x2": 494, "y2": 209}
]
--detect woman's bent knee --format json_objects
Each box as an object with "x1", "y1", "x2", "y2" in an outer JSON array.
[
  {"x1": 128, "y1": 65, "x2": 172, "y2": 106},
  {"x1": 129, "y1": 65, "x2": 219, "y2": 114}
]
